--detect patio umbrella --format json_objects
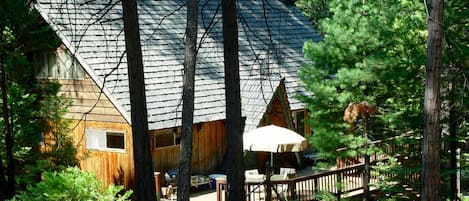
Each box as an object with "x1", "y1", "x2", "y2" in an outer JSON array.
[{"x1": 243, "y1": 125, "x2": 308, "y2": 165}]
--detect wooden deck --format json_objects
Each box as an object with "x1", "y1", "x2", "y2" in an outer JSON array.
[{"x1": 215, "y1": 163, "x2": 418, "y2": 201}]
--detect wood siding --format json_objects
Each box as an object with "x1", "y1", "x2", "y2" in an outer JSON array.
[
  {"x1": 151, "y1": 120, "x2": 227, "y2": 176},
  {"x1": 56, "y1": 76, "x2": 227, "y2": 189},
  {"x1": 262, "y1": 82, "x2": 293, "y2": 129},
  {"x1": 57, "y1": 79, "x2": 126, "y2": 123},
  {"x1": 71, "y1": 120, "x2": 135, "y2": 188},
  {"x1": 70, "y1": 119, "x2": 227, "y2": 189}
]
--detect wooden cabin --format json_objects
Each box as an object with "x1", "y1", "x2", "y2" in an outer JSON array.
[{"x1": 34, "y1": 0, "x2": 320, "y2": 189}]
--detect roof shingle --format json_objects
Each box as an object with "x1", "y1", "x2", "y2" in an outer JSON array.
[{"x1": 35, "y1": 0, "x2": 320, "y2": 131}]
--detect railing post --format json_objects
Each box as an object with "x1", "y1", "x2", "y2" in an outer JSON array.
[
  {"x1": 289, "y1": 180, "x2": 296, "y2": 200},
  {"x1": 337, "y1": 171, "x2": 342, "y2": 200},
  {"x1": 265, "y1": 162, "x2": 272, "y2": 201},
  {"x1": 216, "y1": 178, "x2": 227, "y2": 201},
  {"x1": 314, "y1": 176, "x2": 319, "y2": 195},
  {"x1": 216, "y1": 178, "x2": 221, "y2": 201}
]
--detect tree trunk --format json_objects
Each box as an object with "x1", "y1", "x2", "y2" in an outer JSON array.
[
  {"x1": 363, "y1": 118, "x2": 370, "y2": 201},
  {"x1": 448, "y1": 76, "x2": 458, "y2": 201},
  {"x1": 177, "y1": 0, "x2": 198, "y2": 201},
  {"x1": 422, "y1": 0, "x2": 444, "y2": 200},
  {"x1": 0, "y1": 50, "x2": 14, "y2": 199},
  {"x1": 121, "y1": 1, "x2": 156, "y2": 200},
  {"x1": 221, "y1": 1, "x2": 246, "y2": 200},
  {"x1": 0, "y1": 37, "x2": 6, "y2": 199}
]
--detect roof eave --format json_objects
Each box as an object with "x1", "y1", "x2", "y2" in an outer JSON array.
[{"x1": 34, "y1": 3, "x2": 132, "y2": 125}]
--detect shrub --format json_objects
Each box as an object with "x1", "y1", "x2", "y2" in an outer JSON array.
[{"x1": 13, "y1": 167, "x2": 132, "y2": 201}]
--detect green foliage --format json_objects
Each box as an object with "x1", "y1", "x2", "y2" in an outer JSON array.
[
  {"x1": 0, "y1": 81, "x2": 79, "y2": 189},
  {"x1": 1, "y1": 0, "x2": 74, "y2": 196},
  {"x1": 314, "y1": 190, "x2": 337, "y2": 201},
  {"x1": 295, "y1": 0, "x2": 331, "y2": 30},
  {"x1": 38, "y1": 82, "x2": 78, "y2": 169},
  {"x1": 0, "y1": 84, "x2": 39, "y2": 159},
  {"x1": 13, "y1": 167, "x2": 132, "y2": 201},
  {"x1": 298, "y1": 0, "x2": 427, "y2": 158},
  {"x1": 298, "y1": 0, "x2": 469, "y2": 199},
  {"x1": 373, "y1": 157, "x2": 420, "y2": 200}
]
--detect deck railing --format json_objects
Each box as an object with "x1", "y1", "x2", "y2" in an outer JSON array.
[
  {"x1": 216, "y1": 135, "x2": 420, "y2": 201},
  {"x1": 216, "y1": 164, "x2": 377, "y2": 201},
  {"x1": 216, "y1": 163, "x2": 420, "y2": 201}
]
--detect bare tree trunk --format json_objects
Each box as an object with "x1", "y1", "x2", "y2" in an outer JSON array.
[
  {"x1": 0, "y1": 88, "x2": 5, "y2": 201},
  {"x1": 0, "y1": 40, "x2": 6, "y2": 200},
  {"x1": 422, "y1": 0, "x2": 444, "y2": 200},
  {"x1": 177, "y1": 0, "x2": 198, "y2": 201},
  {"x1": 448, "y1": 77, "x2": 458, "y2": 201},
  {"x1": 363, "y1": 118, "x2": 370, "y2": 201},
  {"x1": 121, "y1": 1, "x2": 156, "y2": 200},
  {"x1": 0, "y1": 49, "x2": 14, "y2": 199},
  {"x1": 221, "y1": 0, "x2": 246, "y2": 200}
]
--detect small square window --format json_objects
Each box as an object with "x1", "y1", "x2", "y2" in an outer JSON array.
[
  {"x1": 106, "y1": 132, "x2": 125, "y2": 149},
  {"x1": 154, "y1": 127, "x2": 181, "y2": 148},
  {"x1": 86, "y1": 129, "x2": 125, "y2": 151}
]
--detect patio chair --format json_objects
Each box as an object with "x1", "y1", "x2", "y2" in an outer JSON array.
[
  {"x1": 244, "y1": 169, "x2": 265, "y2": 182},
  {"x1": 245, "y1": 169, "x2": 265, "y2": 200},
  {"x1": 279, "y1": 167, "x2": 296, "y2": 179},
  {"x1": 272, "y1": 168, "x2": 296, "y2": 199}
]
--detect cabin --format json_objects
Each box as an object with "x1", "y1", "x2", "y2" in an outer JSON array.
[{"x1": 33, "y1": 0, "x2": 320, "y2": 189}]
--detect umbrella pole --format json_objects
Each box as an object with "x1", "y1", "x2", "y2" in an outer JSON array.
[{"x1": 270, "y1": 152, "x2": 273, "y2": 172}]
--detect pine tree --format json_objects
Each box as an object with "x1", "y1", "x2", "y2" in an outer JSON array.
[
  {"x1": 0, "y1": 0, "x2": 59, "y2": 198},
  {"x1": 299, "y1": 0, "x2": 427, "y2": 158}
]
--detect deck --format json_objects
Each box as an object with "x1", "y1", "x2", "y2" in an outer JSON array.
[{"x1": 214, "y1": 163, "x2": 418, "y2": 201}]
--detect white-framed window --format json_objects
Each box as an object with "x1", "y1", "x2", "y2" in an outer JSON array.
[
  {"x1": 34, "y1": 46, "x2": 85, "y2": 79},
  {"x1": 154, "y1": 127, "x2": 181, "y2": 148},
  {"x1": 86, "y1": 129, "x2": 125, "y2": 151}
]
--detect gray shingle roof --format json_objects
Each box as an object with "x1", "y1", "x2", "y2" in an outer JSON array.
[{"x1": 35, "y1": 0, "x2": 320, "y2": 131}]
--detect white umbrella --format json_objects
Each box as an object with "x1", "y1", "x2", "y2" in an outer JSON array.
[{"x1": 243, "y1": 125, "x2": 308, "y2": 165}]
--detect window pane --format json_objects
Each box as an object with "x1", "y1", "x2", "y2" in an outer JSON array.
[
  {"x1": 154, "y1": 131, "x2": 174, "y2": 148},
  {"x1": 57, "y1": 49, "x2": 84, "y2": 79},
  {"x1": 154, "y1": 128, "x2": 181, "y2": 148},
  {"x1": 34, "y1": 52, "x2": 56, "y2": 78},
  {"x1": 47, "y1": 53, "x2": 57, "y2": 78},
  {"x1": 294, "y1": 111, "x2": 305, "y2": 135},
  {"x1": 86, "y1": 129, "x2": 106, "y2": 149},
  {"x1": 106, "y1": 132, "x2": 125, "y2": 149}
]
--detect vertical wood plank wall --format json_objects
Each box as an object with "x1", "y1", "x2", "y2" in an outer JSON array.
[
  {"x1": 151, "y1": 120, "x2": 227, "y2": 176},
  {"x1": 72, "y1": 119, "x2": 227, "y2": 189},
  {"x1": 71, "y1": 120, "x2": 135, "y2": 189},
  {"x1": 58, "y1": 77, "x2": 228, "y2": 189}
]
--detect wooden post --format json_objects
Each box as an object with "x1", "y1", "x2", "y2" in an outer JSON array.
[
  {"x1": 337, "y1": 171, "x2": 342, "y2": 200},
  {"x1": 154, "y1": 172, "x2": 161, "y2": 199},
  {"x1": 216, "y1": 178, "x2": 222, "y2": 201},
  {"x1": 265, "y1": 162, "x2": 272, "y2": 201},
  {"x1": 314, "y1": 176, "x2": 319, "y2": 195},
  {"x1": 290, "y1": 180, "x2": 296, "y2": 200},
  {"x1": 121, "y1": 1, "x2": 156, "y2": 200}
]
